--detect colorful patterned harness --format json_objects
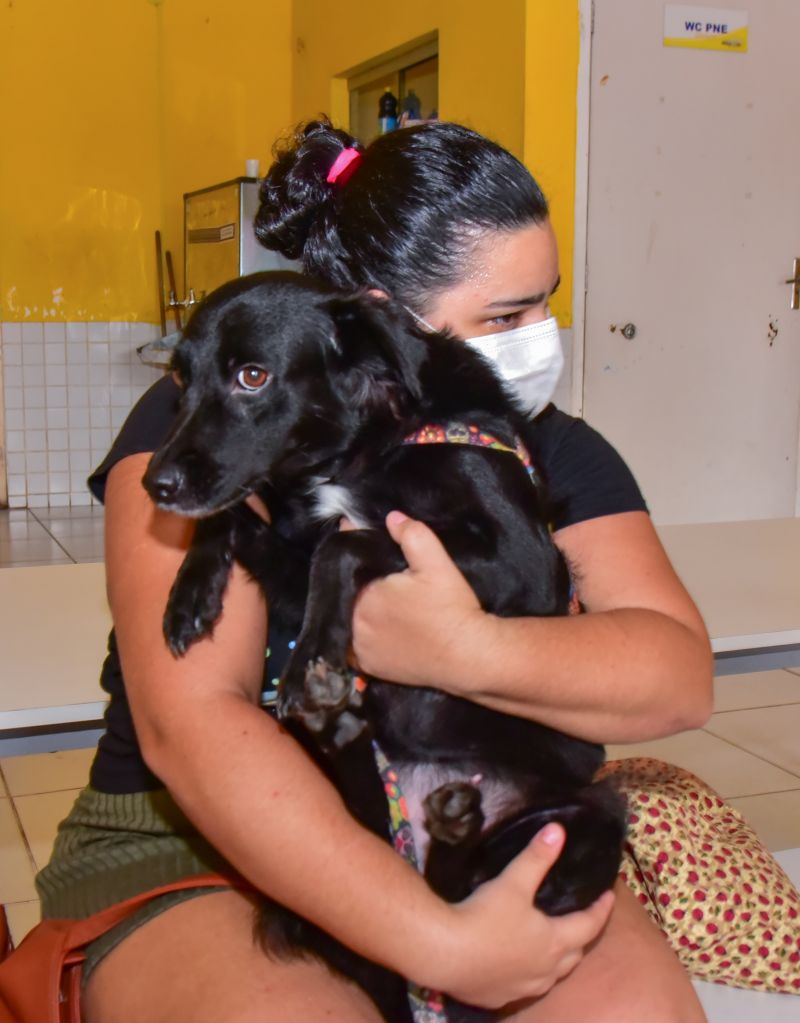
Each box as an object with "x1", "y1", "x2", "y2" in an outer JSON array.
[
  {"x1": 404, "y1": 421, "x2": 538, "y2": 481},
  {"x1": 369, "y1": 422, "x2": 564, "y2": 1022}
]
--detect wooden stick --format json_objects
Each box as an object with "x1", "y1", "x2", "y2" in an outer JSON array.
[
  {"x1": 165, "y1": 250, "x2": 182, "y2": 331},
  {"x1": 155, "y1": 231, "x2": 168, "y2": 336}
]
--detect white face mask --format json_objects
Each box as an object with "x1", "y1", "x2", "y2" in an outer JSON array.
[{"x1": 464, "y1": 316, "x2": 564, "y2": 416}]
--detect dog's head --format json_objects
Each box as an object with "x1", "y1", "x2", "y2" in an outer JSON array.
[{"x1": 143, "y1": 271, "x2": 428, "y2": 515}]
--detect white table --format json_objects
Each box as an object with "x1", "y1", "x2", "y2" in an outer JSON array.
[
  {"x1": 658, "y1": 518, "x2": 800, "y2": 674},
  {"x1": 1, "y1": 518, "x2": 798, "y2": 744},
  {"x1": 0, "y1": 562, "x2": 110, "y2": 749}
]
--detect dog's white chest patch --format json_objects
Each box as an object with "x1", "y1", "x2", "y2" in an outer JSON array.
[{"x1": 311, "y1": 482, "x2": 369, "y2": 528}]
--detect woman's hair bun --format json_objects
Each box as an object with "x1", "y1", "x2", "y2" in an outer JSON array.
[{"x1": 254, "y1": 117, "x2": 360, "y2": 260}]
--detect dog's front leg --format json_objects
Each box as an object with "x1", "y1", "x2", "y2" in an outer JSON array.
[
  {"x1": 165, "y1": 504, "x2": 310, "y2": 655},
  {"x1": 278, "y1": 529, "x2": 405, "y2": 751},
  {"x1": 229, "y1": 504, "x2": 310, "y2": 629},
  {"x1": 164, "y1": 511, "x2": 239, "y2": 655}
]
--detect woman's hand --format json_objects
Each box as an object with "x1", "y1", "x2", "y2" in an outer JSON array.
[
  {"x1": 413, "y1": 823, "x2": 615, "y2": 1007},
  {"x1": 350, "y1": 511, "x2": 487, "y2": 689},
  {"x1": 349, "y1": 509, "x2": 713, "y2": 742}
]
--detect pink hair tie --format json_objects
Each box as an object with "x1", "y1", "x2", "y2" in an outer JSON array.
[{"x1": 326, "y1": 147, "x2": 362, "y2": 185}]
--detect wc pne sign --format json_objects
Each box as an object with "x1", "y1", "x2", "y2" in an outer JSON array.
[
  {"x1": 664, "y1": 5, "x2": 749, "y2": 52},
  {"x1": 685, "y1": 20, "x2": 730, "y2": 34}
]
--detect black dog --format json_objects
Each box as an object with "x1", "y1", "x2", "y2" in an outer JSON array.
[{"x1": 143, "y1": 271, "x2": 626, "y2": 1023}]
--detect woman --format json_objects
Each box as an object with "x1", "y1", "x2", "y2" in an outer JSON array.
[{"x1": 38, "y1": 119, "x2": 712, "y2": 1022}]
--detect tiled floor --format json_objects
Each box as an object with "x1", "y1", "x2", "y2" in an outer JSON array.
[
  {"x1": 0, "y1": 506, "x2": 104, "y2": 567},
  {"x1": 1, "y1": 508, "x2": 799, "y2": 969}
]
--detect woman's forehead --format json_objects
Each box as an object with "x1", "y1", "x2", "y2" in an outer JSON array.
[{"x1": 459, "y1": 221, "x2": 559, "y2": 300}]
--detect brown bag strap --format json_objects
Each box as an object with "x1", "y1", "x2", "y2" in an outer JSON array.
[
  {"x1": 0, "y1": 908, "x2": 11, "y2": 961},
  {"x1": 0, "y1": 874, "x2": 247, "y2": 1023},
  {"x1": 59, "y1": 872, "x2": 243, "y2": 956}
]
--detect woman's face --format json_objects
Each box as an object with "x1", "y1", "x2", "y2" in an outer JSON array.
[{"x1": 421, "y1": 219, "x2": 560, "y2": 340}]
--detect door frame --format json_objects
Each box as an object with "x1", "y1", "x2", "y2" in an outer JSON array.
[{"x1": 570, "y1": 0, "x2": 593, "y2": 418}]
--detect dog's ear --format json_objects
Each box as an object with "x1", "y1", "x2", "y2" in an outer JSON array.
[{"x1": 323, "y1": 295, "x2": 425, "y2": 413}]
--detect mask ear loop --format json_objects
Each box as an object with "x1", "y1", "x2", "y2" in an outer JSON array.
[{"x1": 403, "y1": 305, "x2": 437, "y2": 333}]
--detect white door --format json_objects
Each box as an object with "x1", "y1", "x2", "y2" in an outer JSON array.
[{"x1": 583, "y1": 0, "x2": 800, "y2": 524}]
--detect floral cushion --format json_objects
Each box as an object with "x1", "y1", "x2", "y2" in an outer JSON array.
[{"x1": 600, "y1": 757, "x2": 800, "y2": 994}]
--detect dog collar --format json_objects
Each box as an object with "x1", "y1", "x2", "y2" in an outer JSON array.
[
  {"x1": 402, "y1": 421, "x2": 581, "y2": 616},
  {"x1": 403, "y1": 422, "x2": 538, "y2": 483}
]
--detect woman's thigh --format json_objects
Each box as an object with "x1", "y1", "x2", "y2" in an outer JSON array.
[
  {"x1": 83, "y1": 889, "x2": 384, "y2": 1023},
  {"x1": 506, "y1": 880, "x2": 706, "y2": 1023}
]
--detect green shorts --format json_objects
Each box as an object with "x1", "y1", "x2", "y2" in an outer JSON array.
[{"x1": 36, "y1": 786, "x2": 234, "y2": 982}]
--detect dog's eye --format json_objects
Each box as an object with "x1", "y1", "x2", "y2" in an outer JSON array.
[{"x1": 235, "y1": 366, "x2": 270, "y2": 391}]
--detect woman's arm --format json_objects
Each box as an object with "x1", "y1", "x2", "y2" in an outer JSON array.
[
  {"x1": 350, "y1": 511, "x2": 714, "y2": 745},
  {"x1": 104, "y1": 452, "x2": 613, "y2": 1006}
]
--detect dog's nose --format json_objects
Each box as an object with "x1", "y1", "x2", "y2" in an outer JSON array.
[{"x1": 144, "y1": 465, "x2": 185, "y2": 505}]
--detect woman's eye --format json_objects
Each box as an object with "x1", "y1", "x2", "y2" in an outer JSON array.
[
  {"x1": 486, "y1": 312, "x2": 520, "y2": 328},
  {"x1": 236, "y1": 366, "x2": 270, "y2": 391}
]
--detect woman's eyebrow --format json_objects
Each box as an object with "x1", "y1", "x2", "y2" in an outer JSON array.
[{"x1": 484, "y1": 275, "x2": 561, "y2": 310}]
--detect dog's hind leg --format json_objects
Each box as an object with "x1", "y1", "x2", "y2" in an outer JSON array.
[
  {"x1": 278, "y1": 529, "x2": 405, "y2": 749},
  {"x1": 463, "y1": 783, "x2": 627, "y2": 917},
  {"x1": 423, "y1": 782, "x2": 485, "y2": 903}
]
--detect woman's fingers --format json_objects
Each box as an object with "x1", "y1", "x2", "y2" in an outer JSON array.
[
  {"x1": 492, "y1": 823, "x2": 614, "y2": 951},
  {"x1": 349, "y1": 512, "x2": 483, "y2": 686},
  {"x1": 437, "y1": 823, "x2": 616, "y2": 1008},
  {"x1": 384, "y1": 511, "x2": 461, "y2": 579},
  {"x1": 506, "y1": 822, "x2": 565, "y2": 879}
]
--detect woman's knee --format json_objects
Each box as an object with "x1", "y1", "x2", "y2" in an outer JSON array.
[
  {"x1": 508, "y1": 881, "x2": 706, "y2": 1023},
  {"x1": 83, "y1": 889, "x2": 383, "y2": 1023},
  {"x1": 581, "y1": 881, "x2": 705, "y2": 1022}
]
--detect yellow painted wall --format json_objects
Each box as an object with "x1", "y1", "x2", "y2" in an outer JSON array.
[
  {"x1": 292, "y1": 0, "x2": 527, "y2": 159},
  {"x1": 0, "y1": 0, "x2": 292, "y2": 323},
  {"x1": 159, "y1": 0, "x2": 293, "y2": 296},
  {"x1": 291, "y1": 0, "x2": 579, "y2": 325},
  {"x1": 524, "y1": 1, "x2": 580, "y2": 327},
  {"x1": 0, "y1": 0, "x2": 161, "y2": 322},
  {"x1": 1, "y1": 0, "x2": 579, "y2": 324}
]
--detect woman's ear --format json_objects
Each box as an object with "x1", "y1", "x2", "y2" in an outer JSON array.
[{"x1": 367, "y1": 287, "x2": 390, "y2": 301}]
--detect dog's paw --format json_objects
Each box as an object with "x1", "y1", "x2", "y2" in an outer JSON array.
[
  {"x1": 278, "y1": 658, "x2": 365, "y2": 746},
  {"x1": 424, "y1": 782, "x2": 484, "y2": 846},
  {"x1": 163, "y1": 586, "x2": 225, "y2": 657}
]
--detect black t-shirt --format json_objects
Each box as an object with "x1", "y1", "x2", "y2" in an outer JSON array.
[{"x1": 87, "y1": 375, "x2": 647, "y2": 793}]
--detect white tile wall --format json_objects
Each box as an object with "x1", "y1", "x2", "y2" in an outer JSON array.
[{"x1": 1, "y1": 322, "x2": 164, "y2": 508}]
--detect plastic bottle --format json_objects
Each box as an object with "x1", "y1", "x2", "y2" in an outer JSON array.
[
  {"x1": 401, "y1": 89, "x2": 421, "y2": 122},
  {"x1": 378, "y1": 88, "x2": 398, "y2": 134}
]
